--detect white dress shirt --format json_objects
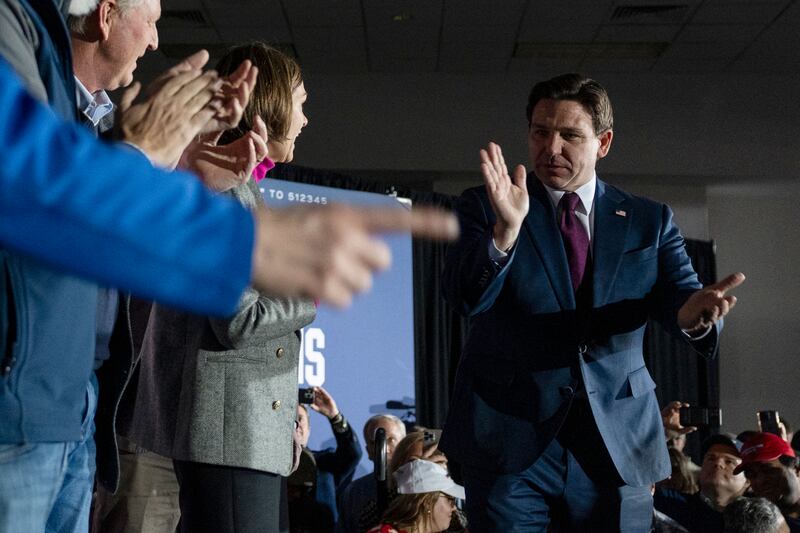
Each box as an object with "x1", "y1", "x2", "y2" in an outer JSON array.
[
  {"x1": 74, "y1": 76, "x2": 114, "y2": 127},
  {"x1": 489, "y1": 175, "x2": 597, "y2": 261}
]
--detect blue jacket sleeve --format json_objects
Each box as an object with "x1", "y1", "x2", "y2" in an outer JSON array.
[
  {"x1": 441, "y1": 186, "x2": 515, "y2": 316},
  {"x1": 0, "y1": 57, "x2": 253, "y2": 316}
]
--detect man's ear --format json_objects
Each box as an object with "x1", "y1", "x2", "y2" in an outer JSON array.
[
  {"x1": 597, "y1": 129, "x2": 613, "y2": 159},
  {"x1": 97, "y1": 0, "x2": 117, "y2": 41}
]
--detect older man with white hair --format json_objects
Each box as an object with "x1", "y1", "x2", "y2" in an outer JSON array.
[
  {"x1": 67, "y1": 3, "x2": 272, "y2": 533},
  {"x1": 337, "y1": 414, "x2": 408, "y2": 532},
  {"x1": 70, "y1": 0, "x2": 160, "y2": 99},
  {"x1": 68, "y1": 1, "x2": 272, "y2": 530},
  {"x1": 68, "y1": 2, "x2": 167, "y2": 532}
]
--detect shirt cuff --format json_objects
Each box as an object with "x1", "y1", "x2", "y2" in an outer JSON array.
[
  {"x1": 330, "y1": 412, "x2": 348, "y2": 433},
  {"x1": 682, "y1": 324, "x2": 712, "y2": 340},
  {"x1": 488, "y1": 239, "x2": 511, "y2": 266}
]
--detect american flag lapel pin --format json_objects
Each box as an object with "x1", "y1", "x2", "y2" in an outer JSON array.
[{"x1": 615, "y1": 209, "x2": 627, "y2": 217}]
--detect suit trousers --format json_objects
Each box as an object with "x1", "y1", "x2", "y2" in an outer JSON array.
[
  {"x1": 174, "y1": 459, "x2": 288, "y2": 533},
  {"x1": 462, "y1": 399, "x2": 653, "y2": 533}
]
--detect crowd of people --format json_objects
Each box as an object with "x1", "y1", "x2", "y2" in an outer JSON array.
[
  {"x1": 654, "y1": 402, "x2": 800, "y2": 533},
  {"x1": 0, "y1": 0, "x2": 764, "y2": 532}
]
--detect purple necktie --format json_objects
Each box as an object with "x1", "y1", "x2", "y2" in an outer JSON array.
[{"x1": 559, "y1": 192, "x2": 590, "y2": 292}]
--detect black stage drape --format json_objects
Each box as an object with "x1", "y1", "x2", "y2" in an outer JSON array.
[
  {"x1": 644, "y1": 239, "x2": 719, "y2": 463},
  {"x1": 270, "y1": 164, "x2": 718, "y2": 457}
]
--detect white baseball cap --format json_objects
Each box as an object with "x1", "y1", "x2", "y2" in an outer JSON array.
[{"x1": 393, "y1": 459, "x2": 465, "y2": 500}]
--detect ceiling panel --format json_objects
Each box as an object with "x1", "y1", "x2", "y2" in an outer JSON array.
[
  {"x1": 651, "y1": 57, "x2": 732, "y2": 73},
  {"x1": 439, "y1": 41, "x2": 511, "y2": 71},
  {"x1": 161, "y1": 0, "x2": 204, "y2": 10},
  {"x1": 282, "y1": 0, "x2": 363, "y2": 27},
  {"x1": 518, "y1": 23, "x2": 597, "y2": 43},
  {"x1": 507, "y1": 56, "x2": 581, "y2": 74},
  {"x1": 293, "y1": 27, "x2": 365, "y2": 58},
  {"x1": 661, "y1": 41, "x2": 749, "y2": 60},
  {"x1": 442, "y1": 0, "x2": 527, "y2": 26},
  {"x1": 774, "y1": 0, "x2": 800, "y2": 23},
  {"x1": 676, "y1": 24, "x2": 766, "y2": 43},
  {"x1": 129, "y1": 0, "x2": 800, "y2": 75},
  {"x1": 594, "y1": 24, "x2": 683, "y2": 43},
  {"x1": 201, "y1": 0, "x2": 280, "y2": 6},
  {"x1": 579, "y1": 56, "x2": 657, "y2": 73},
  {"x1": 691, "y1": 2, "x2": 789, "y2": 24},
  {"x1": 702, "y1": 0, "x2": 789, "y2": 4},
  {"x1": 368, "y1": 25, "x2": 440, "y2": 58},
  {"x1": 750, "y1": 7, "x2": 800, "y2": 44},
  {"x1": 204, "y1": 4, "x2": 288, "y2": 31},
  {"x1": 363, "y1": 0, "x2": 443, "y2": 28},
  {"x1": 296, "y1": 55, "x2": 368, "y2": 74},
  {"x1": 522, "y1": 0, "x2": 614, "y2": 25},
  {"x1": 728, "y1": 38, "x2": 800, "y2": 72},
  {"x1": 215, "y1": 26, "x2": 292, "y2": 44},
  {"x1": 158, "y1": 27, "x2": 221, "y2": 44},
  {"x1": 438, "y1": 54, "x2": 508, "y2": 73},
  {"x1": 369, "y1": 55, "x2": 437, "y2": 73},
  {"x1": 440, "y1": 25, "x2": 516, "y2": 56}
]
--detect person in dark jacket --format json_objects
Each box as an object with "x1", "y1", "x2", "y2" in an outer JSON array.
[
  {"x1": 655, "y1": 435, "x2": 748, "y2": 533},
  {"x1": 289, "y1": 387, "x2": 362, "y2": 532}
]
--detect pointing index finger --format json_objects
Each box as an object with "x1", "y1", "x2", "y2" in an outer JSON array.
[
  {"x1": 354, "y1": 206, "x2": 460, "y2": 241},
  {"x1": 709, "y1": 272, "x2": 746, "y2": 294}
]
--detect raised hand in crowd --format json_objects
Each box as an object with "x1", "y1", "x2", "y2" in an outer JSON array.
[
  {"x1": 661, "y1": 400, "x2": 697, "y2": 441},
  {"x1": 480, "y1": 141, "x2": 530, "y2": 252},
  {"x1": 678, "y1": 272, "x2": 746, "y2": 334},
  {"x1": 178, "y1": 115, "x2": 269, "y2": 192},
  {"x1": 250, "y1": 204, "x2": 459, "y2": 308},
  {"x1": 309, "y1": 386, "x2": 340, "y2": 419}
]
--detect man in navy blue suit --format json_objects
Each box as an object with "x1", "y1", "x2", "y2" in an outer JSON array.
[{"x1": 440, "y1": 73, "x2": 744, "y2": 532}]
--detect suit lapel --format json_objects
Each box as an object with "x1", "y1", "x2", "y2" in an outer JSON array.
[
  {"x1": 591, "y1": 180, "x2": 631, "y2": 308},
  {"x1": 521, "y1": 177, "x2": 574, "y2": 309}
]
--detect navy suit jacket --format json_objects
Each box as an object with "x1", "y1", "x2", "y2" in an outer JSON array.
[{"x1": 440, "y1": 176, "x2": 718, "y2": 487}]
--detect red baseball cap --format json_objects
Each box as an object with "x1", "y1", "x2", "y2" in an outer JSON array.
[{"x1": 733, "y1": 432, "x2": 796, "y2": 474}]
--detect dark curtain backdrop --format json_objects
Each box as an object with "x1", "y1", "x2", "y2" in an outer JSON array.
[
  {"x1": 270, "y1": 165, "x2": 718, "y2": 458},
  {"x1": 644, "y1": 239, "x2": 719, "y2": 463}
]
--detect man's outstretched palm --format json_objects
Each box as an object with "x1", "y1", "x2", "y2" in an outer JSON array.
[{"x1": 480, "y1": 142, "x2": 529, "y2": 251}]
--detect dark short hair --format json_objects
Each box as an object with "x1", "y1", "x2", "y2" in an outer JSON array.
[
  {"x1": 526, "y1": 73, "x2": 613, "y2": 135},
  {"x1": 703, "y1": 434, "x2": 743, "y2": 459},
  {"x1": 723, "y1": 497, "x2": 784, "y2": 533}
]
